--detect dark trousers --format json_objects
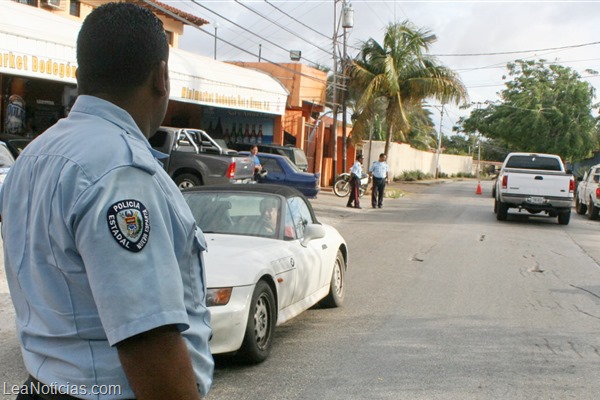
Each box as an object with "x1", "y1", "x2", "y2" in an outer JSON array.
[
  {"x1": 371, "y1": 177, "x2": 386, "y2": 207},
  {"x1": 346, "y1": 175, "x2": 360, "y2": 207}
]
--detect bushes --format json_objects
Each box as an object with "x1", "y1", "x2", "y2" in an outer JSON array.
[
  {"x1": 396, "y1": 170, "x2": 433, "y2": 181},
  {"x1": 395, "y1": 170, "x2": 477, "y2": 181}
]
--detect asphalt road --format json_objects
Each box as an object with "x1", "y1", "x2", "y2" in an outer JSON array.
[{"x1": 2, "y1": 180, "x2": 600, "y2": 400}]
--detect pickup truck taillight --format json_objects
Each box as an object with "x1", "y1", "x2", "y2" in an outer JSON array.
[
  {"x1": 501, "y1": 175, "x2": 508, "y2": 189},
  {"x1": 226, "y1": 162, "x2": 236, "y2": 179},
  {"x1": 596, "y1": 188, "x2": 600, "y2": 199},
  {"x1": 569, "y1": 178, "x2": 575, "y2": 193}
]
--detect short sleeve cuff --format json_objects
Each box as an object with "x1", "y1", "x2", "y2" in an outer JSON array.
[{"x1": 106, "y1": 310, "x2": 190, "y2": 346}]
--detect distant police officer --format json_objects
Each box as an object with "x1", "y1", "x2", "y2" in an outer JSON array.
[
  {"x1": 369, "y1": 153, "x2": 389, "y2": 208},
  {"x1": 347, "y1": 154, "x2": 364, "y2": 209},
  {"x1": 0, "y1": 3, "x2": 213, "y2": 399}
]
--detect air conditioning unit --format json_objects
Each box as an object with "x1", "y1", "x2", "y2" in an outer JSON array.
[{"x1": 42, "y1": 0, "x2": 61, "y2": 9}]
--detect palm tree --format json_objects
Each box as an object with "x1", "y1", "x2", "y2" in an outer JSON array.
[{"x1": 349, "y1": 21, "x2": 468, "y2": 155}]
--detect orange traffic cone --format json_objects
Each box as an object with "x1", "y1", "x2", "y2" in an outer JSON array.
[{"x1": 476, "y1": 181, "x2": 482, "y2": 195}]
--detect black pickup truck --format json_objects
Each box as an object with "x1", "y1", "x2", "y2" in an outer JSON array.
[{"x1": 149, "y1": 127, "x2": 255, "y2": 189}]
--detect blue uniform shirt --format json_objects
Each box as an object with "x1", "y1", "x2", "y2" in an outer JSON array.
[
  {"x1": 370, "y1": 161, "x2": 389, "y2": 179},
  {"x1": 0, "y1": 95, "x2": 214, "y2": 399},
  {"x1": 350, "y1": 161, "x2": 362, "y2": 178}
]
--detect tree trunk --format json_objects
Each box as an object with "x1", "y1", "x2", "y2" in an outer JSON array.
[{"x1": 384, "y1": 125, "x2": 393, "y2": 155}]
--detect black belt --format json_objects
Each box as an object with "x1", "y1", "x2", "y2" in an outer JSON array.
[{"x1": 22, "y1": 376, "x2": 134, "y2": 400}]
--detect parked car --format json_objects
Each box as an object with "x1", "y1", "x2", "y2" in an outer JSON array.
[
  {"x1": 240, "y1": 151, "x2": 320, "y2": 198},
  {"x1": 494, "y1": 152, "x2": 574, "y2": 224},
  {"x1": 575, "y1": 163, "x2": 600, "y2": 219},
  {"x1": 149, "y1": 127, "x2": 254, "y2": 189},
  {"x1": 182, "y1": 184, "x2": 348, "y2": 363},
  {"x1": 0, "y1": 141, "x2": 17, "y2": 191},
  {"x1": 231, "y1": 142, "x2": 309, "y2": 171},
  {"x1": 0, "y1": 133, "x2": 33, "y2": 159}
]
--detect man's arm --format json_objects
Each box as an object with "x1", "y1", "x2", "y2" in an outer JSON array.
[{"x1": 117, "y1": 325, "x2": 201, "y2": 400}]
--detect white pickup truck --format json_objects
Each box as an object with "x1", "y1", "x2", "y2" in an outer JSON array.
[
  {"x1": 575, "y1": 163, "x2": 600, "y2": 219},
  {"x1": 494, "y1": 152, "x2": 575, "y2": 225}
]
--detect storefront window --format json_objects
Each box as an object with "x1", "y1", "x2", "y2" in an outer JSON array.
[
  {"x1": 69, "y1": 0, "x2": 80, "y2": 16},
  {"x1": 13, "y1": 0, "x2": 37, "y2": 6}
]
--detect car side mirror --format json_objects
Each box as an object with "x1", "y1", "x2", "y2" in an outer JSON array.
[{"x1": 300, "y1": 224, "x2": 325, "y2": 247}]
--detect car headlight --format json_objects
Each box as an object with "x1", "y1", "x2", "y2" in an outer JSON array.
[{"x1": 206, "y1": 287, "x2": 233, "y2": 306}]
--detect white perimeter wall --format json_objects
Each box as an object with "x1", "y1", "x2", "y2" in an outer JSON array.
[{"x1": 363, "y1": 140, "x2": 473, "y2": 178}]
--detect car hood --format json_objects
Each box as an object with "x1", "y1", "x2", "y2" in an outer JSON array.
[{"x1": 202, "y1": 234, "x2": 293, "y2": 288}]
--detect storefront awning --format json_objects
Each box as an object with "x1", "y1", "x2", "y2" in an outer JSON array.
[
  {"x1": 169, "y1": 48, "x2": 288, "y2": 115},
  {"x1": 0, "y1": 1, "x2": 79, "y2": 84},
  {"x1": 1, "y1": 1, "x2": 288, "y2": 115}
]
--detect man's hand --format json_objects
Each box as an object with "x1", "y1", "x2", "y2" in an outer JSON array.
[{"x1": 117, "y1": 325, "x2": 201, "y2": 400}]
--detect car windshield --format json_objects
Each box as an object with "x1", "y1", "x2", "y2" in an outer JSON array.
[
  {"x1": 505, "y1": 155, "x2": 562, "y2": 171},
  {"x1": 183, "y1": 192, "x2": 282, "y2": 238},
  {"x1": 0, "y1": 145, "x2": 16, "y2": 167},
  {"x1": 292, "y1": 148, "x2": 308, "y2": 166}
]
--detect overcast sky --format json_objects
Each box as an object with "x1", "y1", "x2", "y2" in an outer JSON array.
[{"x1": 174, "y1": 0, "x2": 600, "y2": 137}]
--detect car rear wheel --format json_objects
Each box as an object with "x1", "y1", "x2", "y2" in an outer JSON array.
[
  {"x1": 319, "y1": 250, "x2": 346, "y2": 308},
  {"x1": 496, "y1": 200, "x2": 508, "y2": 221},
  {"x1": 558, "y1": 210, "x2": 570, "y2": 225},
  {"x1": 588, "y1": 199, "x2": 599, "y2": 220},
  {"x1": 175, "y1": 173, "x2": 202, "y2": 189},
  {"x1": 239, "y1": 280, "x2": 276, "y2": 363},
  {"x1": 576, "y1": 196, "x2": 587, "y2": 215}
]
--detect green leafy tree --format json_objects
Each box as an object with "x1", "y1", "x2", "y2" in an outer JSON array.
[
  {"x1": 348, "y1": 21, "x2": 468, "y2": 154},
  {"x1": 459, "y1": 60, "x2": 600, "y2": 162}
]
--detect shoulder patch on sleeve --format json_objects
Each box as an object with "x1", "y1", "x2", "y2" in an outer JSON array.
[{"x1": 107, "y1": 199, "x2": 150, "y2": 252}]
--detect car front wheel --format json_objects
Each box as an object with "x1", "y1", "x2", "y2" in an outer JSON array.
[
  {"x1": 319, "y1": 249, "x2": 346, "y2": 308},
  {"x1": 239, "y1": 280, "x2": 276, "y2": 363}
]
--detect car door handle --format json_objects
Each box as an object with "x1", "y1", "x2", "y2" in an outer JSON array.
[{"x1": 535, "y1": 176, "x2": 543, "y2": 180}]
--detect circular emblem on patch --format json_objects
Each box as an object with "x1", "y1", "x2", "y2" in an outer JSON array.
[{"x1": 107, "y1": 199, "x2": 150, "y2": 252}]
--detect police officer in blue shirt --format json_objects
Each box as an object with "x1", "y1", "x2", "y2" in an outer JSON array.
[
  {"x1": 346, "y1": 154, "x2": 364, "y2": 209},
  {"x1": 0, "y1": 3, "x2": 213, "y2": 399},
  {"x1": 369, "y1": 153, "x2": 389, "y2": 208}
]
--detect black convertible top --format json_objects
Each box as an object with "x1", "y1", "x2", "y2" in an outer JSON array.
[{"x1": 182, "y1": 183, "x2": 306, "y2": 199}]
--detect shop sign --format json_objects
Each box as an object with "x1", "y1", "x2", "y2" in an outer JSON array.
[{"x1": 0, "y1": 50, "x2": 77, "y2": 83}]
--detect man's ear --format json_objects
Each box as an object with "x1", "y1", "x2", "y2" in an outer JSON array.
[{"x1": 153, "y1": 60, "x2": 169, "y2": 97}]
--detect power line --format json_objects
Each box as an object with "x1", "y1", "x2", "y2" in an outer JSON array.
[
  {"x1": 263, "y1": 0, "x2": 330, "y2": 40},
  {"x1": 186, "y1": 0, "x2": 326, "y2": 68},
  {"x1": 233, "y1": 0, "x2": 333, "y2": 56},
  {"x1": 433, "y1": 41, "x2": 600, "y2": 57},
  {"x1": 142, "y1": 0, "x2": 330, "y2": 87}
]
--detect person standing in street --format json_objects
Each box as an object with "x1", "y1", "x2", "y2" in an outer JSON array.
[
  {"x1": 347, "y1": 154, "x2": 364, "y2": 209},
  {"x1": 0, "y1": 3, "x2": 213, "y2": 400},
  {"x1": 369, "y1": 153, "x2": 389, "y2": 208},
  {"x1": 250, "y1": 144, "x2": 264, "y2": 181}
]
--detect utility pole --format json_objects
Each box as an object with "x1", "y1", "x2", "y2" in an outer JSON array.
[
  {"x1": 341, "y1": 1, "x2": 353, "y2": 173},
  {"x1": 435, "y1": 104, "x2": 444, "y2": 179},
  {"x1": 331, "y1": 1, "x2": 340, "y2": 184},
  {"x1": 213, "y1": 22, "x2": 219, "y2": 60}
]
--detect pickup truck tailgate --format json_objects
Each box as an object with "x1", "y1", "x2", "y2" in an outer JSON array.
[
  {"x1": 232, "y1": 155, "x2": 255, "y2": 180},
  {"x1": 503, "y1": 169, "x2": 572, "y2": 197}
]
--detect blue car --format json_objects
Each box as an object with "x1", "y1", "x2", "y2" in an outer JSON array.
[{"x1": 240, "y1": 151, "x2": 321, "y2": 198}]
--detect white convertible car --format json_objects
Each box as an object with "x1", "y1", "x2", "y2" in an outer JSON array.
[{"x1": 182, "y1": 184, "x2": 348, "y2": 363}]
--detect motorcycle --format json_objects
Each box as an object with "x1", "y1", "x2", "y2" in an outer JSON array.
[{"x1": 333, "y1": 172, "x2": 369, "y2": 197}]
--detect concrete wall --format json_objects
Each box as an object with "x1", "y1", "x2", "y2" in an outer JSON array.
[{"x1": 363, "y1": 141, "x2": 473, "y2": 179}]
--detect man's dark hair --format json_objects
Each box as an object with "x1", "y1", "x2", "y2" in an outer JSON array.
[{"x1": 76, "y1": 2, "x2": 169, "y2": 95}]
